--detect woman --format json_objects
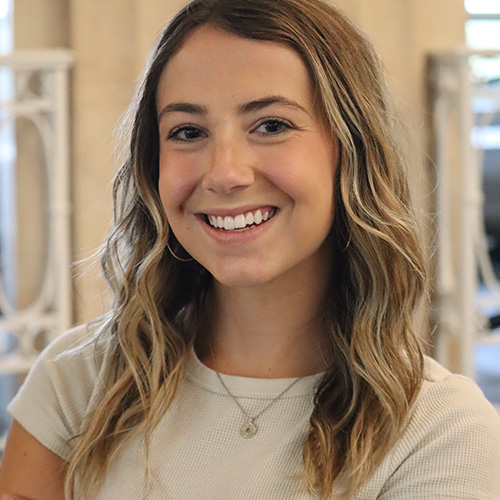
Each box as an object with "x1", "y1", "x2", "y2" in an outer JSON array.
[{"x1": 1, "y1": 0, "x2": 499, "y2": 498}]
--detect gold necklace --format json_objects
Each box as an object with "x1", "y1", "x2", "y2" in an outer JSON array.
[{"x1": 208, "y1": 338, "x2": 311, "y2": 438}]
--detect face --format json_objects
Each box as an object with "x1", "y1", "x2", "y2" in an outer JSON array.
[{"x1": 156, "y1": 25, "x2": 337, "y2": 289}]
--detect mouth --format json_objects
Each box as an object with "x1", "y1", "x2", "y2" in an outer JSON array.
[{"x1": 203, "y1": 207, "x2": 277, "y2": 232}]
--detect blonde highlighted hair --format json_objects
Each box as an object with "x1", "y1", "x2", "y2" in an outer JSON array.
[{"x1": 65, "y1": 1, "x2": 427, "y2": 498}]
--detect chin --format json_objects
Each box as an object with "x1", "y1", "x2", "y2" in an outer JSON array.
[{"x1": 209, "y1": 266, "x2": 276, "y2": 289}]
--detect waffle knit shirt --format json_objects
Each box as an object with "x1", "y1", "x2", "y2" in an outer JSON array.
[{"x1": 8, "y1": 325, "x2": 500, "y2": 499}]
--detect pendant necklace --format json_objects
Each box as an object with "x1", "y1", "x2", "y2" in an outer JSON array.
[{"x1": 208, "y1": 337, "x2": 311, "y2": 438}]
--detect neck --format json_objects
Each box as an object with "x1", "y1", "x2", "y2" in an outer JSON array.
[{"x1": 196, "y1": 257, "x2": 334, "y2": 378}]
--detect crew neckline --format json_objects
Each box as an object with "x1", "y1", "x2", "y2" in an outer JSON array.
[{"x1": 183, "y1": 344, "x2": 325, "y2": 399}]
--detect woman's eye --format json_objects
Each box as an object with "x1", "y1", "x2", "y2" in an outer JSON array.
[
  {"x1": 253, "y1": 118, "x2": 293, "y2": 135},
  {"x1": 168, "y1": 125, "x2": 206, "y2": 142}
]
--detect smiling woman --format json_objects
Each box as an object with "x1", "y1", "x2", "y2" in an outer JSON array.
[
  {"x1": 157, "y1": 27, "x2": 336, "y2": 289},
  {"x1": 0, "y1": 0, "x2": 500, "y2": 499}
]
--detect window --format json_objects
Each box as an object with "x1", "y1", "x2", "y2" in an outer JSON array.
[
  {"x1": 0, "y1": 0, "x2": 14, "y2": 448},
  {"x1": 466, "y1": 0, "x2": 500, "y2": 49},
  {"x1": 465, "y1": 1, "x2": 500, "y2": 411}
]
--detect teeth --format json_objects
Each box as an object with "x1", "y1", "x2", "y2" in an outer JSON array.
[
  {"x1": 234, "y1": 214, "x2": 246, "y2": 229},
  {"x1": 206, "y1": 208, "x2": 275, "y2": 231}
]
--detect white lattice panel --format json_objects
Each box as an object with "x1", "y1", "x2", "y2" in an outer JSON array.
[
  {"x1": 0, "y1": 50, "x2": 73, "y2": 375},
  {"x1": 429, "y1": 49, "x2": 500, "y2": 378}
]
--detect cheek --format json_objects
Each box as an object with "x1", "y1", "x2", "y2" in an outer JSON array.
[
  {"x1": 267, "y1": 143, "x2": 336, "y2": 202},
  {"x1": 310, "y1": 140, "x2": 337, "y2": 202},
  {"x1": 158, "y1": 156, "x2": 195, "y2": 216},
  {"x1": 157, "y1": 166, "x2": 174, "y2": 215}
]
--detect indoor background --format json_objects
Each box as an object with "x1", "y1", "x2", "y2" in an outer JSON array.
[{"x1": 1, "y1": 0, "x2": 499, "y2": 449}]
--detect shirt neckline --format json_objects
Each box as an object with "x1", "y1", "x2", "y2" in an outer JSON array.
[{"x1": 183, "y1": 344, "x2": 325, "y2": 399}]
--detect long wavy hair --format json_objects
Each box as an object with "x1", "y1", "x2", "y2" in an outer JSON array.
[{"x1": 65, "y1": 0, "x2": 428, "y2": 498}]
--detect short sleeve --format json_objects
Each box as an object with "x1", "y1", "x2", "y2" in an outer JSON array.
[
  {"x1": 7, "y1": 325, "x2": 99, "y2": 461},
  {"x1": 378, "y1": 373, "x2": 500, "y2": 500}
]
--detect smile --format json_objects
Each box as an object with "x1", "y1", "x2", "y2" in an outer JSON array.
[{"x1": 205, "y1": 208, "x2": 277, "y2": 232}]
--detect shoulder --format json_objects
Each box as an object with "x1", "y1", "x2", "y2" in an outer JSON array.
[
  {"x1": 417, "y1": 355, "x2": 500, "y2": 432},
  {"x1": 37, "y1": 321, "x2": 116, "y2": 381},
  {"x1": 40, "y1": 322, "x2": 99, "y2": 358},
  {"x1": 7, "y1": 323, "x2": 108, "y2": 460},
  {"x1": 30, "y1": 323, "x2": 107, "y2": 393},
  {"x1": 376, "y1": 356, "x2": 500, "y2": 499},
  {"x1": 410, "y1": 355, "x2": 500, "y2": 456}
]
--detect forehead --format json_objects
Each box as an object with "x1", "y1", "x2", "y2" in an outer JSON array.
[{"x1": 156, "y1": 25, "x2": 315, "y2": 109}]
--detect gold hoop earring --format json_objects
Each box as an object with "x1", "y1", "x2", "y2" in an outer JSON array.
[
  {"x1": 342, "y1": 234, "x2": 352, "y2": 251},
  {"x1": 166, "y1": 239, "x2": 193, "y2": 262}
]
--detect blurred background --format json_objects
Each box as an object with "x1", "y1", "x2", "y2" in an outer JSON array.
[{"x1": 0, "y1": 0, "x2": 499, "y2": 451}]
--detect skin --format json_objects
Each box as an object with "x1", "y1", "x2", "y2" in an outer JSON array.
[
  {"x1": 157, "y1": 26, "x2": 338, "y2": 378},
  {"x1": 0, "y1": 420, "x2": 66, "y2": 499},
  {"x1": 0, "y1": 24, "x2": 339, "y2": 497}
]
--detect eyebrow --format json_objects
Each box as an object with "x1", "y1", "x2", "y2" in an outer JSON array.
[{"x1": 157, "y1": 95, "x2": 309, "y2": 122}]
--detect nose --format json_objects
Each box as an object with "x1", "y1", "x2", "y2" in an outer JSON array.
[{"x1": 201, "y1": 132, "x2": 255, "y2": 194}]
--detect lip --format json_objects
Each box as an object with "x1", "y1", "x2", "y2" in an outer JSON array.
[{"x1": 196, "y1": 208, "x2": 279, "y2": 243}]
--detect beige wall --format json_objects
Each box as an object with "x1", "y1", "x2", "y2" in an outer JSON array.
[
  {"x1": 336, "y1": 0, "x2": 466, "y2": 208},
  {"x1": 69, "y1": 0, "x2": 138, "y2": 319},
  {"x1": 13, "y1": 0, "x2": 466, "y2": 323},
  {"x1": 14, "y1": 0, "x2": 68, "y2": 48}
]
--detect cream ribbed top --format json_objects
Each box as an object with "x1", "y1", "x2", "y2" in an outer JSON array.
[{"x1": 8, "y1": 325, "x2": 500, "y2": 499}]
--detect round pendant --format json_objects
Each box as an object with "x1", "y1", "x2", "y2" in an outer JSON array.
[{"x1": 240, "y1": 419, "x2": 258, "y2": 438}]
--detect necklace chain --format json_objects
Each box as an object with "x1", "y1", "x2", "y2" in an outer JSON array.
[{"x1": 208, "y1": 337, "x2": 311, "y2": 438}]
